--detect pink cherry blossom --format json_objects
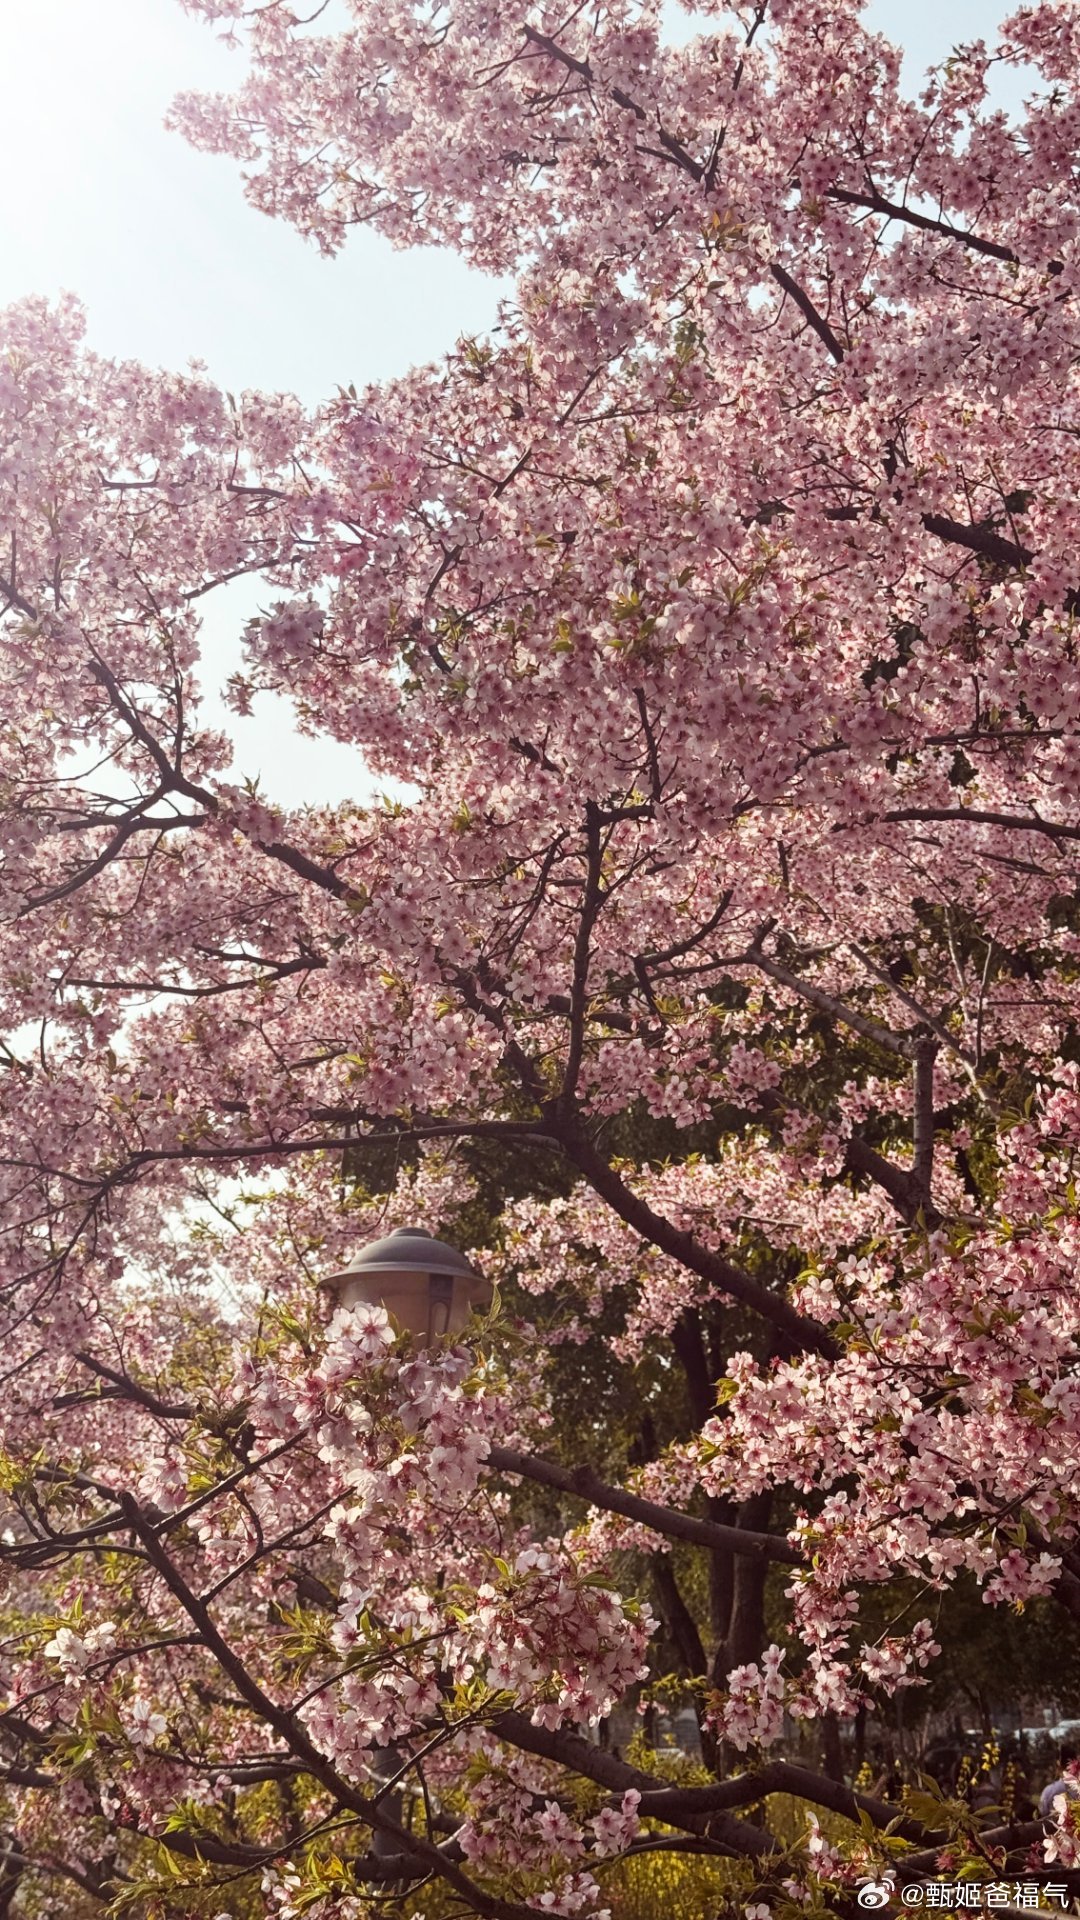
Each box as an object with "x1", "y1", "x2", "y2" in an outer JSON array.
[{"x1": 3, "y1": 0, "x2": 1080, "y2": 1908}]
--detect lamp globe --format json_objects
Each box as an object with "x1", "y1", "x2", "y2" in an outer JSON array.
[{"x1": 322, "y1": 1225, "x2": 492, "y2": 1343}]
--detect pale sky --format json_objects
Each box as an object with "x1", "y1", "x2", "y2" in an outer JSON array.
[{"x1": 0, "y1": 0, "x2": 1024, "y2": 810}]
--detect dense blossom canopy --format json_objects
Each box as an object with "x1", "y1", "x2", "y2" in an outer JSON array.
[{"x1": 3, "y1": 0, "x2": 1080, "y2": 1912}]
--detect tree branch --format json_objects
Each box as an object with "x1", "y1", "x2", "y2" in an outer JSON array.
[
  {"x1": 651, "y1": 1550, "x2": 708, "y2": 1677},
  {"x1": 560, "y1": 802, "x2": 606, "y2": 1107},
  {"x1": 485, "y1": 1445, "x2": 802, "y2": 1565},
  {"x1": 843, "y1": 1131, "x2": 922, "y2": 1224},
  {"x1": 493, "y1": 1711, "x2": 777, "y2": 1855},
  {"x1": 740, "y1": 950, "x2": 916, "y2": 1059},
  {"x1": 117, "y1": 1495, "x2": 542, "y2": 1920},
  {"x1": 919, "y1": 513, "x2": 1032, "y2": 571},
  {"x1": 769, "y1": 264, "x2": 845, "y2": 362},
  {"x1": 884, "y1": 806, "x2": 1080, "y2": 843},
  {"x1": 73, "y1": 1352, "x2": 193, "y2": 1420},
  {"x1": 552, "y1": 1119, "x2": 839, "y2": 1359},
  {"x1": 828, "y1": 187, "x2": 1019, "y2": 265},
  {"x1": 911, "y1": 1032, "x2": 939, "y2": 1213}
]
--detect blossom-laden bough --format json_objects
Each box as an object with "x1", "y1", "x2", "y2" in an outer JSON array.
[{"x1": 4, "y1": 0, "x2": 1080, "y2": 1911}]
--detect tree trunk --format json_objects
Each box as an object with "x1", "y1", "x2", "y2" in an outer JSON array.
[{"x1": 821, "y1": 1714, "x2": 845, "y2": 1784}]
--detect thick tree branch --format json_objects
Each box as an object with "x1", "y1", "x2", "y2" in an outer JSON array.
[
  {"x1": 73, "y1": 1352, "x2": 193, "y2": 1420},
  {"x1": 911, "y1": 1032, "x2": 939, "y2": 1213},
  {"x1": 827, "y1": 186, "x2": 1019, "y2": 265},
  {"x1": 769, "y1": 264, "x2": 845, "y2": 362},
  {"x1": 843, "y1": 1131, "x2": 922, "y2": 1224},
  {"x1": 919, "y1": 512, "x2": 1032, "y2": 570},
  {"x1": 651, "y1": 1551, "x2": 708, "y2": 1676},
  {"x1": 552, "y1": 1119, "x2": 839, "y2": 1359},
  {"x1": 670, "y1": 1306, "x2": 715, "y2": 1429},
  {"x1": 885, "y1": 806, "x2": 1080, "y2": 843},
  {"x1": 493, "y1": 1711, "x2": 777, "y2": 1855},
  {"x1": 560, "y1": 802, "x2": 606, "y2": 1106},
  {"x1": 740, "y1": 950, "x2": 916, "y2": 1059},
  {"x1": 485, "y1": 1445, "x2": 802, "y2": 1565},
  {"x1": 159, "y1": 1823, "x2": 458, "y2": 1883},
  {"x1": 631, "y1": 1759, "x2": 928, "y2": 1844}
]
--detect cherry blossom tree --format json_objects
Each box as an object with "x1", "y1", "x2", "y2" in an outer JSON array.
[{"x1": 3, "y1": 0, "x2": 1080, "y2": 1911}]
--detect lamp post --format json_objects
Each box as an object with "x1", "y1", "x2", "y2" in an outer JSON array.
[
  {"x1": 322, "y1": 1225, "x2": 493, "y2": 1343},
  {"x1": 320, "y1": 1225, "x2": 492, "y2": 1865}
]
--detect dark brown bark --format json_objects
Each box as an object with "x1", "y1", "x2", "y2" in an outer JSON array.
[
  {"x1": 713, "y1": 1491, "x2": 775, "y2": 1683},
  {"x1": 485, "y1": 1446, "x2": 801, "y2": 1566}
]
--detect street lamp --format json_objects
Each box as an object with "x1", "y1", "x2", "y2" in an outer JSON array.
[
  {"x1": 322, "y1": 1225, "x2": 493, "y2": 1343},
  {"x1": 321, "y1": 1225, "x2": 493, "y2": 1865}
]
